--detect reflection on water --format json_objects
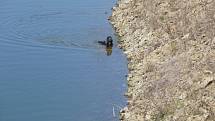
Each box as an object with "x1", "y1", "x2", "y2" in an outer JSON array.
[
  {"x1": 0, "y1": 0, "x2": 127, "y2": 121},
  {"x1": 106, "y1": 46, "x2": 113, "y2": 56}
]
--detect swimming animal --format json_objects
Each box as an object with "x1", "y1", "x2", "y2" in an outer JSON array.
[{"x1": 98, "y1": 36, "x2": 113, "y2": 47}]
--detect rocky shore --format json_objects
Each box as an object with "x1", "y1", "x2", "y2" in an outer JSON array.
[{"x1": 110, "y1": 0, "x2": 215, "y2": 120}]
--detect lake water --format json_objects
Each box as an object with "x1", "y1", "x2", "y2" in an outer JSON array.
[{"x1": 0, "y1": 0, "x2": 127, "y2": 121}]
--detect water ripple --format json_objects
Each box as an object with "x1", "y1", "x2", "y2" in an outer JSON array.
[{"x1": 0, "y1": 12, "x2": 104, "y2": 51}]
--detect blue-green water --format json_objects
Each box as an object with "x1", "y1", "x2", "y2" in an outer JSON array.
[{"x1": 0, "y1": 0, "x2": 127, "y2": 121}]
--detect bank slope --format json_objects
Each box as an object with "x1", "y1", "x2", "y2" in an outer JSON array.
[{"x1": 111, "y1": 0, "x2": 215, "y2": 121}]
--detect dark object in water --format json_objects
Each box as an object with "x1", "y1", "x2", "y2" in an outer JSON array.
[
  {"x1": 98, "y1": 36, "x2": 113, "y2": 56},
  {"x1": 98, "y1": 36, "x2": 113, "y2": 47}
]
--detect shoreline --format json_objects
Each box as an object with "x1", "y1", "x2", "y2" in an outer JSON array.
[{"x1": 110, "y1": 0, "x2": 215, "y2": 120}]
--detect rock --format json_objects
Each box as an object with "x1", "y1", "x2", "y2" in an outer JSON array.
[{"x1": 110, "y1": 0, "x2": 215, "y2": 120}]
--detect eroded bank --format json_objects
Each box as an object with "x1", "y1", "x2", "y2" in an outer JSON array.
[{"x1": 111, "y1": 0, "x2": 215, "y2": 120}]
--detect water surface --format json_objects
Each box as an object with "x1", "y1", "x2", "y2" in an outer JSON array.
[{"x1": 0, "y1": 0, "x2": 127, "y2": 121}]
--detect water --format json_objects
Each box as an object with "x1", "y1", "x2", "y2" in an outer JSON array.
[{"x1": 0, "y1": 0, "x2": 128, "y2": 121}]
